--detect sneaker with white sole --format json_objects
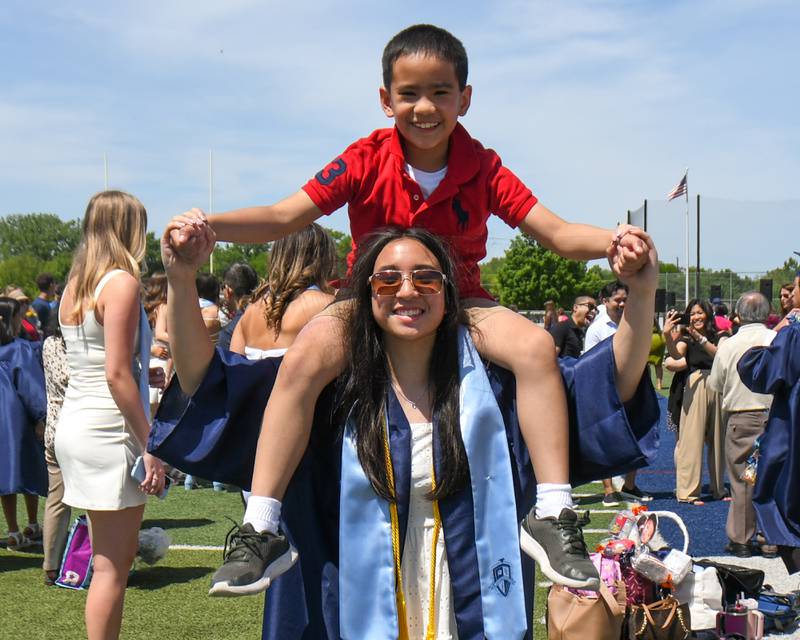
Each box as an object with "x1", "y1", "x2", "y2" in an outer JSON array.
[
  {"x1": 519, "y1": 507, "x2": 600, "y2": 590},
  {"x1": 619, "y1": 485, "x2": 653, "y2": 502},
  {"x1": 602, "y1": 492, "x2": 623, "y2": 507},
  {"x1": 209, "y1": 523, "x2": 298, "y2": 597}
]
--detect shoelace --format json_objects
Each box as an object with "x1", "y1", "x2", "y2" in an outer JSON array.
[
  {"x1": 555, "y1": 512, "x2": 590, "y2": 556},
  {"x1": 222, "y1": 519, "x2": 270, "y2": 563}
]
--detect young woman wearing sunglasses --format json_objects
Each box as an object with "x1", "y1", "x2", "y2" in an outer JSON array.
[{"x1": 157, "y1": 222, "x2": 661, "y2": 638}]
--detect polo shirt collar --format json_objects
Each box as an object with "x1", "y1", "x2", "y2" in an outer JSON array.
[{"x1": 389, "y1": 122, "x2": 480, "y2": 186}]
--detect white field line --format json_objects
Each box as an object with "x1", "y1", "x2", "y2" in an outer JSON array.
[{"x1": 169, "y1": 544, "x2": 224, "y2": 551}]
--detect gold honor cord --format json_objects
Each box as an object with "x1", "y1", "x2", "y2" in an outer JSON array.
[{"x1": 382, "y1": 418, "x2": 442, "y2": 640}]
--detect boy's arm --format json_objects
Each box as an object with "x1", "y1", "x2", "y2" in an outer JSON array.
[
  {"x1": 519, "y1": 202, "x2": 647, "y2": 278},
  {"x1": 519, "y1": 202, "x2": 613, "y2": 260},
  {"x1": 174, "y1": 190, "x2": 323, "y2": 246}
]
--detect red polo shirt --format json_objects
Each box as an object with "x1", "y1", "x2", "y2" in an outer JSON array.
[{"x1": 302, "y1": 123, "x2": 537, "y2": 299}]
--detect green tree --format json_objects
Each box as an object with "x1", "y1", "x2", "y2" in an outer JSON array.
[
  {"x1": 328, "y1": 229, "x2": 352, "y2": 279},
  {"x1": 765, "y1": 256, "x2": 800, "y2": 290},
  {"x1": 479, "y1": 256, "x2": 506, "y2": 297},
  {"x1": 0, "y1": 255, "x2": 44, "y2": 295},
  {"x1": 495, "y1": 236, "x2": 601, "y2": 309},
  {"x1": 0, "y1": 213, "x2": 81, "y2": 261}
]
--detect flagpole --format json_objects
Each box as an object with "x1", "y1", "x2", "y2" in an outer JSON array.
[
  {"x1": 684, "y1": 167, "x2": 689, "y2": 307},
  {"x1": 209, "y1": 148, "x2": 214, "y2": 274}
]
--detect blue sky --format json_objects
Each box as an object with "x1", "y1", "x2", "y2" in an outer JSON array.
[{"x1": 2, "y1": 1, "x2": 798, "y2": 271}]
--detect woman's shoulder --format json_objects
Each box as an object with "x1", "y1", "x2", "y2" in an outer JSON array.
[{"x1": 295, "y1": 287, "x2": 335, "y2": 306}]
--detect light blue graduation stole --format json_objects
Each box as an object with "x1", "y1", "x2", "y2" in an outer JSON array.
[{"x1": 339, "y1": 327, "x2": 527, "y2": 639}]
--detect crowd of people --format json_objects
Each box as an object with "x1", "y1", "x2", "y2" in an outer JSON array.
[
  {"x1": 1, "y1": 22, "x2": 799, "y2": 640},
  {"x1": 546, "y1": 276, "x2": 800, "y2": 570}
]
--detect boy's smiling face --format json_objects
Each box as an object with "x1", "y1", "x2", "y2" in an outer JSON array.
[{"x1": 380, "y1": 53, "x2": 472, "y2": 172}]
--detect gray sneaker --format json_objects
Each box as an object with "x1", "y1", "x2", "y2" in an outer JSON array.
[
  {"x1": 519, "y1": 508, "x2": 600, "y2": 590},
  {"x1": 209, "y1": 523, "x2": 298, "y2": 597}
]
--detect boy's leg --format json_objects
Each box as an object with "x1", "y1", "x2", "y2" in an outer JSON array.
[
  {"x1": 210, "y1": 311, "x2": 347, "y2": 596},
  {"x1": 466, "y1": 301, "x2": 599, "y2": 590}
]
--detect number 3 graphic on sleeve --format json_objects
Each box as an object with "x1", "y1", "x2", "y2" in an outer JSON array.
[{"x1": 315, "y1": 158, "x2": 347, "y2": 186}]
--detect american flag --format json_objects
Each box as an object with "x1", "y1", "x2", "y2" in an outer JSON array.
[{"x1": 667, "y1": 171, "x2": 688, "y2": 201}]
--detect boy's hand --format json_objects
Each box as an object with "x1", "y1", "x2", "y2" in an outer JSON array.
[
  {"x1": 167, "y1": 208, "x2": 209, "y2": 259},
  {"x1": 608, "y1": 224, "x2": 648, "y2": 279},
  {"x1": 609, "y1": 227, "x2": 657, "y2": 293},
  {"x1": 162, "y1": 212, "x2": 216, "y2": 279}
]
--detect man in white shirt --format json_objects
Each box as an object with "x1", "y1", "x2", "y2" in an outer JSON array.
[
  {"x1": 708, "y1": 291, "x2": 776, "y2": 557},
  {"x1": 584, "y1": 281, "x2": 628, "y2": 354}
]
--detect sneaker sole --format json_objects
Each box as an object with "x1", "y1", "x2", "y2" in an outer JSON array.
[
  {"x1": 208, "y1": 547, "x2": 299, "y2": 597},
  {"x1": 519, "y1": 525, "x2": 600, "y2": 591}
]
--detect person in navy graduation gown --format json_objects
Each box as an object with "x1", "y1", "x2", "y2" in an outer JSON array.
[
  {"x1": 738, "y1": 273, "x2": 800, "y2": 574},
  {"x1": 153, "y1": 225, "x2": 661, "y2": 639},
  {"x1": 0, "y1": 296, "x2": 47, "y2": 550}
]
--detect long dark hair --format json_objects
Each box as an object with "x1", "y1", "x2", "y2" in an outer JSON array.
[
  {"x1": 337, "y1": 227, "x2": 469, "y2": 502},
  {"x1": 252, "y1": 223, "x2": 337, "y2": 338},
  {"x1": 142, "y1": 272, "x2": 168, "y2": 328},
  {"x1": 0, "y1": 297, "x2": 21, "y2": 346},
  {"x1": 685, "y1": 298, "x2": 717, "y2": 341}
]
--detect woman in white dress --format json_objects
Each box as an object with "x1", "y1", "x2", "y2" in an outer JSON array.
[{"x1": 55, "y1": 191, "x2": 165, "y2": 640}]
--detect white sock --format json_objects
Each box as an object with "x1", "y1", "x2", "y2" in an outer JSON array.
[
  {"x1": 535, "y1": 483, "x2": 574, "y2": 519},
  {"x1": 243, "y1": 496, "x2": 282, "y2": 534}
]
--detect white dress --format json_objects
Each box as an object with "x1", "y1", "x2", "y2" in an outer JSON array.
[
  {"x1": 400, "y1": 422, "x2": 459, "y2": 639},
  {"x1": 55, "y1": 270, "x2": 146, "y2": 510}
]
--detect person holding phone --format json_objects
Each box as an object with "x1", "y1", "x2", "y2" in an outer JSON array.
[
  {"x1": 54, "y1": 191, "x2": 165, "y2": 640},
  {"x1": 663, "y1": 301, "x2": 725, "y2": 505}
]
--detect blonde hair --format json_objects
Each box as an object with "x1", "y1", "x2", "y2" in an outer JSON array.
[
  {"x1": 68, "y1": 190, "x2": 148, "y2": 319},
  {"x1": 252, "y1": 223, "x2": 337, "y2": 337}
]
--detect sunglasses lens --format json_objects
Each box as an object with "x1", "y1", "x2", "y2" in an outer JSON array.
[
  {"x1": 371, "y1": 271, "x2": 403, "y2": 295},
  {"x1": 412, "y1": 270, "x2": 444, "y2": 294}
]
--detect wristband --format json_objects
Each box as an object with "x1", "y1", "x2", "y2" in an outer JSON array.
[{"x1": 699, "y1": 336, "x2": 708, "y2": 345}]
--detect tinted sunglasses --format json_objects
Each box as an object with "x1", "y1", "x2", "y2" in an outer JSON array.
[{"x1": 368, "y1": 269, "x2": 447, "y2": 296}]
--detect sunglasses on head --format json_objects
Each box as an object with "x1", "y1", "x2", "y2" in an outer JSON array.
[{"x1": 368, "y1": 269, "x2": 447, "y2": 296}]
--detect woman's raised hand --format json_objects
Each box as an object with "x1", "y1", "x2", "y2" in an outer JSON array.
[{"x1": 161, "y1": 209, "x2": 216, "y2": 278}]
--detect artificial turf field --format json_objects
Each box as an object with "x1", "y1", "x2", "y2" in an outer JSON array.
[
  {"x1": 0, "y1": 478, "x2": 620, "y2": 639},
  {"x1": 2, "y1": 373, "x2": 674, "y2": 639}
]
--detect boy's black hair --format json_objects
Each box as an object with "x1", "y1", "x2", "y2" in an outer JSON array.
[
  {"x1": 36, "y1": 273, "x2": 54, "y2": 292},
  {"x1": 196, "y1": 273, "x2": 220, "y2": 303},
  {"x1": 223, "y1": 263, "x2": 258, "y2": 299},
  {"x1": 600, "y1": 280, "x2": 629, "y2": 300},
  {"x1": 382, "y1": 24, "x2": 468, "y2": 91}
]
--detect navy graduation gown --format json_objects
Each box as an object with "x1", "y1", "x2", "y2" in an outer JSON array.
[
  {"x1": 0, "y1": 338, "x2": 48, "y2": 496},
  {"x1": 738, "y1": 323, "x2": 800, "y2": 548},
  {"x1": 150, "y1": 336, "x2": 659, "y2": 638}
]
